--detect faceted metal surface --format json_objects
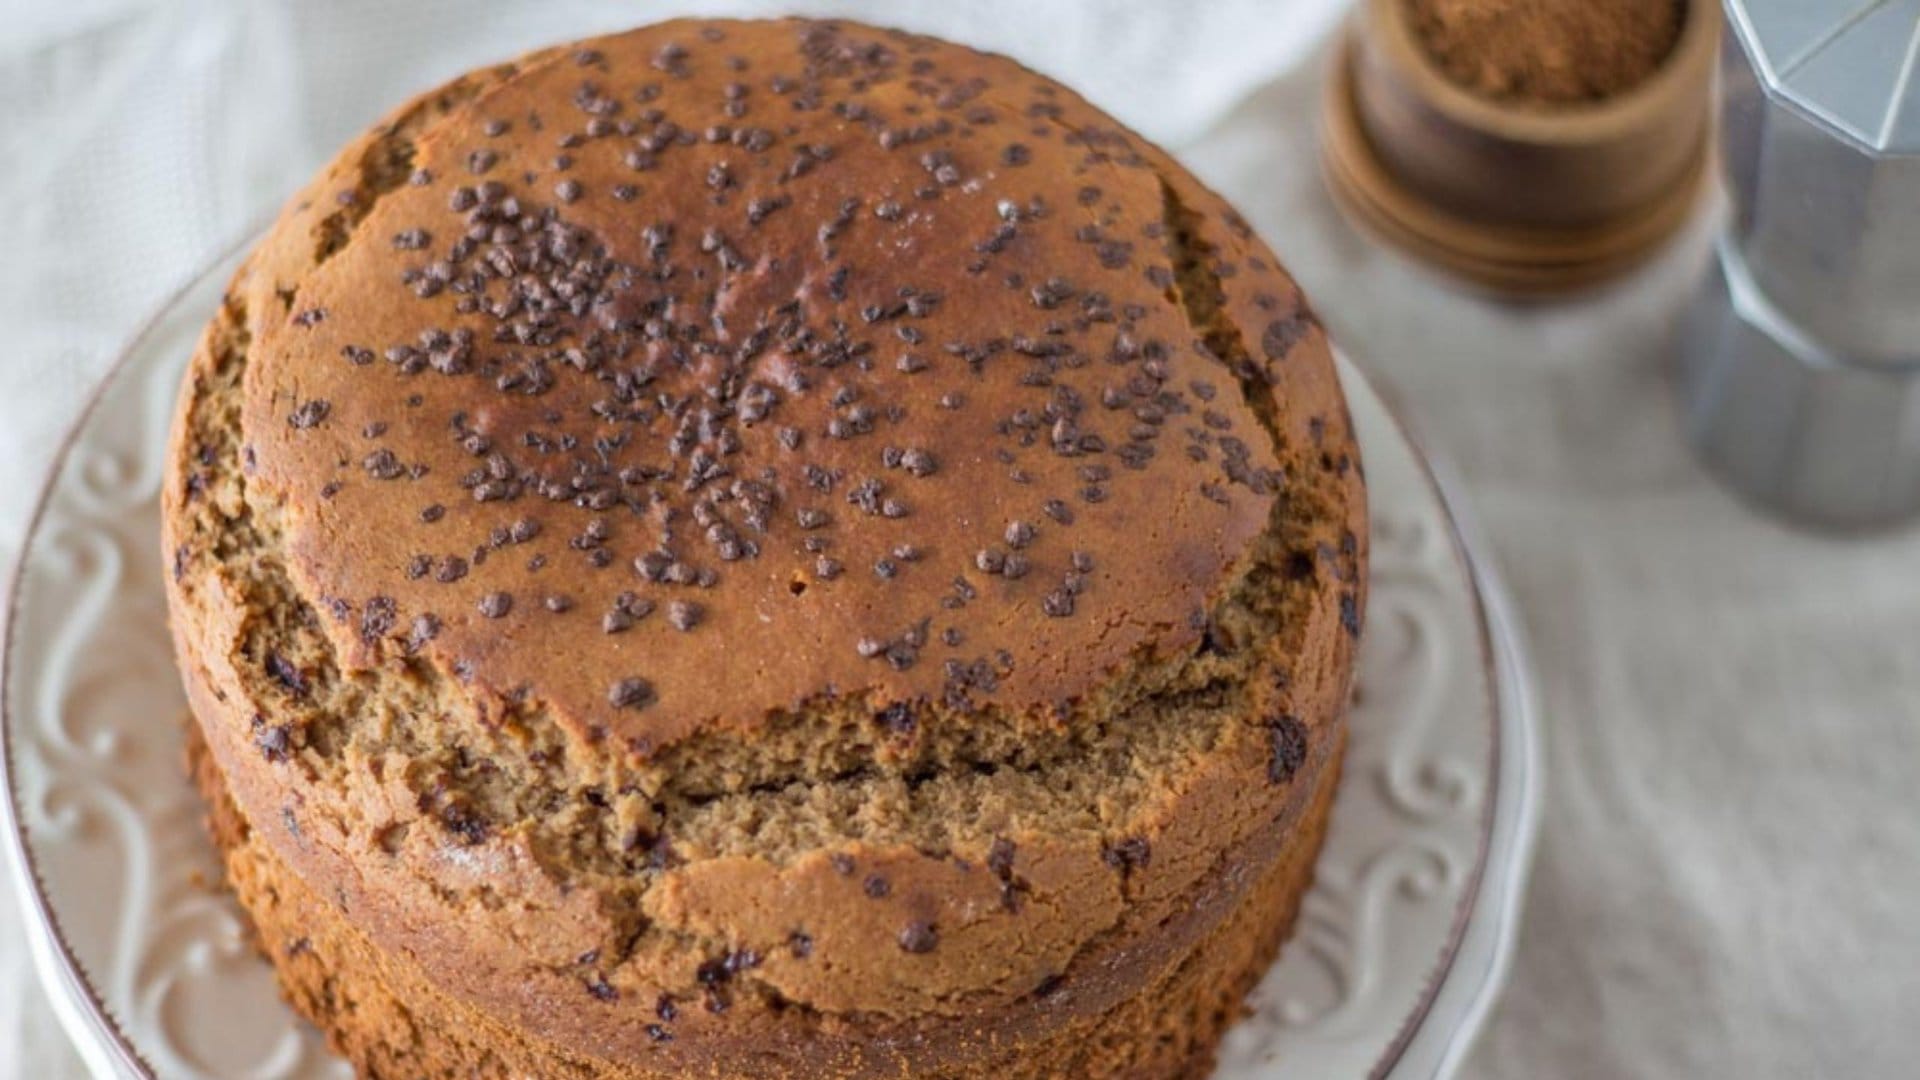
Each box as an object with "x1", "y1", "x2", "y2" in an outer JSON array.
[
  {"x1": 1682, "y1": 1, "x2": 1920, "y2": 527},
  {"x1": 1731, "y1": 0, "x2": 1920, "y2": 153},
  {"x1": 1680, "y1": 240, "x2": 1920, "y2": 529},
  {"x1": 1721, "y1": 4, "x2": 1920, "y2": 361}
]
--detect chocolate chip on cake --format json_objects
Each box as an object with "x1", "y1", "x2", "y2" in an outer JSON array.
[
  {"x1": 287, "y1": 399, "x2": 331, "y2": 429},
  {"x1": 1267, "y1": 714, "x2": 1309, "y2": 784},
  {"x1": 1102, "y1": 836, "x2": 1152, "y2": 876},
  {"x1": 252, "y1": 719, "x2": 294, "y2": 763},
  {"x1": 898, "y1": 920, "x2": 939, "y2": 954},
  {"x1": 667, "y1": 600, "x2": 702, "y2": 631}
]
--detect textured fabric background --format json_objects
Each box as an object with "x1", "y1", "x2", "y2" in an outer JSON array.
[{"x1": 3, "y1": 3, "x2": 1917, "y2": 1078}]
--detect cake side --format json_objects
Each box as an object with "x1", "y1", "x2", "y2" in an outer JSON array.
[
  {"x1": 190, "y1": 718, "x2": 1343, "y2": 1080},
  {"x1": 163, "y1": 17, "x2": 1366, "y2": 1075}
]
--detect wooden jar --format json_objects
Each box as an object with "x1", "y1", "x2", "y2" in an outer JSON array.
[{"x1": 1321, "y1": 0, "x2": 1720, "y2": 296}]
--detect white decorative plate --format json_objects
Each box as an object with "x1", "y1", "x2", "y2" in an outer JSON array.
[{"x1": 2, "y1": 248, "x2": 1539, "y2": 1080}]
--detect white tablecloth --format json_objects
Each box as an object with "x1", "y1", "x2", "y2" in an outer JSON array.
[{"x1": 4, "y1": 3, "x2": 1917, "y2": 1077}]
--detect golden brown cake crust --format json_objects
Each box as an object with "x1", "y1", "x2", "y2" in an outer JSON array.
[
  {"x1": 163, "y1": 17, "x2": 1366, "y2": 1078},
  {"x1": 243, "y1": 21, "x2": 1317, "y2": 752}
]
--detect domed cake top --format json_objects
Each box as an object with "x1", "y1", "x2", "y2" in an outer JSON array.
[{"x1": 240, "y1": 19, "x2": 1333, "y2": 757}]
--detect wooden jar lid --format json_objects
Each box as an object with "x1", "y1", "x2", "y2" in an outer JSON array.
[{"x1": 1320, "y1": 0, "x2": 1718, "y2": 298}]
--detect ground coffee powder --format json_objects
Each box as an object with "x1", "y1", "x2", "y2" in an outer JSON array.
[{"x1": 1405, "y1": 0, "x2": 1685, "y2": 106}]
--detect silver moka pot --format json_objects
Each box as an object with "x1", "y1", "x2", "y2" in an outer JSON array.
[{"x1": 1679, "y1": 0, "x2": 1920, "y2": 529}]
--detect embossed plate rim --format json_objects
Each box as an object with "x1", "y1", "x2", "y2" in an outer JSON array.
[
  {"x1": 1, "y1": 242, "x2": 1539, "y2": 1080},
  {"x1": 1379, "y1": 454, "x2": 1540, "y2": 1079},
  {"x1": 0, "y1": 231, "x2": 237, "y2": 1080}
]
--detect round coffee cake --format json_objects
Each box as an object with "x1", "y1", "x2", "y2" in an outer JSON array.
[{"x1": 163, "y1": 17, "x2": 1366, "y2": 1078}]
